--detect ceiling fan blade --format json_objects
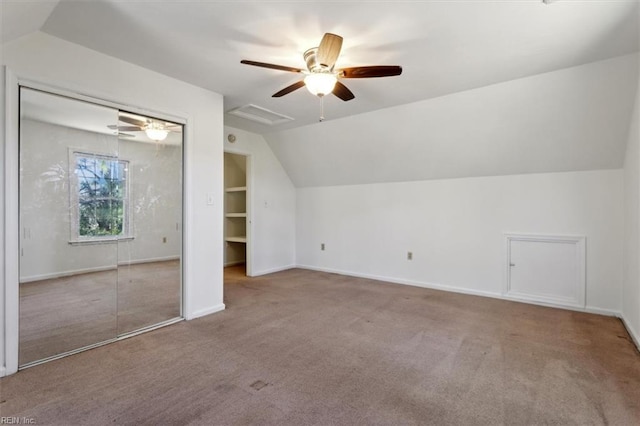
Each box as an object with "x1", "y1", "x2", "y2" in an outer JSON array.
[
  {"x1": 119, "y1": 114, "x2": 147, "y2": 127},
  {"x1": 114, "y1": 125, "x2": 142, "y2": 131},
  {"x1": 241, "y1": 60, "x2": 303, "y2": 73},
  {"x1": 332, "y1": 81, "x2": 355, "y2": 101},
  {"x1": 272, "y1": 80, "x2": 306, "y2": 97},
  {"x1": 339, "y1": 65, "x2": 403, "y2": 78},
  {"x1": 317, "y1": 33, "x2": 343, "y2": 69}
]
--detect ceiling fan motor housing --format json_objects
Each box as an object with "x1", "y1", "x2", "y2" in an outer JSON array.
[{"x1": 304, "y1": 47, "x2": 331, "y2": 72}]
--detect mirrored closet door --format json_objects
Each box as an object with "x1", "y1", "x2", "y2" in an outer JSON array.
[
  {"x1": 19, "y1": 88, "x2": 183, "y2": 367},
  {"x1": 115, "y1": 111, "x2": 183, "y2": 335}
]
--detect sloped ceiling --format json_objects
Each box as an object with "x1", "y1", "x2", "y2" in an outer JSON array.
[
  {"x1": 18, "y1": 0, "x2": 640, "y2": 133},
  {"x1": 2, "y1": 1, "x2": 639, "y2": 187},
  {"x1": 0, "y1": 0, "x2": 59, "y2": 44},
  {"x1": 263, "y1": 54, "x2": 639, "y2": 187}
]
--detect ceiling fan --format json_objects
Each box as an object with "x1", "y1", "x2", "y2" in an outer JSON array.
[
  {"x1": 108, "y1": 113, "x2": 181, "y2": 141},
  {"x1": 240, "y1": 33, "x2": 402, "y2": 102}
]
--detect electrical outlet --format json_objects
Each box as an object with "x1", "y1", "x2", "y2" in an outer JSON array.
[
  {"x1": 407, "y1": 251, "x2": 413, "y2": 260},
  {"x1": 321, "y1": 243, "x2": 325, "y2": 251}
]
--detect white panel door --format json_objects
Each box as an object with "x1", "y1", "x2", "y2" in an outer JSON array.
[{"x1": 505, "y1": 235, "x2": 585, "y2": 308}]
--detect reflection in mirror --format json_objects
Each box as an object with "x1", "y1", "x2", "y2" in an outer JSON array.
[
  {"x1": 18, "y1": 88, "x2": 184, "y2": 367},
  {"x1": 115, "y1": 112, "x2": 183, "y2": 334},
  {"x1": 19, "y1": 88, "x2": 119, "y2": 366}
]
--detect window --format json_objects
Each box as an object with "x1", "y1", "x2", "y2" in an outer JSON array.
[{"x1": 70, "y1": 151, "x2": 129, "y2": 242}]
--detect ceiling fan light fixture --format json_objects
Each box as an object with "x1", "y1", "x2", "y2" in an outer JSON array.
[
  {"x1": 304, "y1": 72, "x2": 337, "y2": 97},
  {"x1": 144, "y1": 121, "x2": 169, "y2": 141},
  {"x1": 241, "y1": 32, "x2": 402, "y2": 103}
]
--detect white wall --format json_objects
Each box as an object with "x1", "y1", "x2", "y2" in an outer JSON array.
[
  {"x1": 297, "y1": 170, "x2": 624, "y2": 314},
  {"x1": 2, "y1": 32, "x2": 225, "y2": 375},
  {"x1": 118, "y1": 138, "x2": 182, "y2": 262},
  {"x1": 623, "y1": 61, "x2": 640, "y2": 347},
  {"x1": 224, "y1": 126, "x2": 296, "y2": 276}
]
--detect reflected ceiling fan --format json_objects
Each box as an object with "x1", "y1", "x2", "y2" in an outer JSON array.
[
  {"x1": 108, "y1": 113, "x2": 181, "y2": 141},
  {"x1": 241, "y1": 33, "x2": 402, "y2": 104}
]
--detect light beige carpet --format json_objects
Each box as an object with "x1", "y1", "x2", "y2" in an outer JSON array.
[{"x1": 1, "y1": 266, "x2": 639, "y2": 425}]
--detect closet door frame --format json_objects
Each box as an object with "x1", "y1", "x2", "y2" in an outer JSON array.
[
  {"x1": 3, "y1": 73, "x2": 187, "y2": 375},
  {"x1": 4, "y1": 68, "x2": 20, "y2": 376}
]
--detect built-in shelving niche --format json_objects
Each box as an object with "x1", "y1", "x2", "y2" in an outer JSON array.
[{"x1": 224, "y1": 153, "x2": 248, "y2": 270}]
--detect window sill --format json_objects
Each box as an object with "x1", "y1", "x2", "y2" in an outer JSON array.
[{"x1": 68, "y1": 236, "x2": 135, "y2": 246}]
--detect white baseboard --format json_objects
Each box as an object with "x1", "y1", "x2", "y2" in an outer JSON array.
[
  {"x1": 118, "y1": 256, "x2": 179, "y2": 266},
  {"x1": 251, "y1": 264, "x2": 296, "y2": 277},
  {"x1": 502, "y1": 291, "x2": 584, "y2": 312},
  {"x1": 295, "y1": 264, "x2": 621, "y2": 317},
  {"x1": 584, "y1": 306, "x2": 621, "y2": 317},
  {"x1": 0, "y1": 366, "x2": 6, "y2": 378},
  {"x1": 20, "y1": 265, "x2": 116, "y2": 283},
  {"x1": 297, "y1": 264, "x2": 500, "y2": 298},
  {"x1": 502, "y1": 292, "x2": 620, "y2": 317},
  {"x1": 621, "y1": 315, "x2": 640, "y2": 351},
  {"x1": 20, "y1": 257, "x2": 180, "y2": 283},
  {"x1": 187, "y1": 303, "x2": 225, "y2": 320}
]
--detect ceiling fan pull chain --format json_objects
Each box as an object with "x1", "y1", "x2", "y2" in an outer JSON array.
[{"x1": 319, "y1": 95, "x2": 325, "y2": 122}]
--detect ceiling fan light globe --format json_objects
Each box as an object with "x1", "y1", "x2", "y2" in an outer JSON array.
[
  {"x1": 144, "y1": 122, "x2": 169, "y2": 141},
  {"x1": 304, "y1": 73, "x2": 337, "y2": 97},
  {"x1": 145, "y1": 128, "x2": 169, "y2": 141}
]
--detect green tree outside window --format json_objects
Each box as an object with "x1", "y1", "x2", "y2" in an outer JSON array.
[{"x1": 74, "y1": 153, "x2": 128, "y2": 238}]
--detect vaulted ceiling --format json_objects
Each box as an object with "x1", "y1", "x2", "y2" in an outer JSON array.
[{"x1": 2, "y1": 0, "x2": 639, "y2": 186}]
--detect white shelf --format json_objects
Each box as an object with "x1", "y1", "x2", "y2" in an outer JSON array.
[
  {"x1": 226, "y1": 212, "x2": 247, "y2": 218},
  {"x1": 225, "y1": 236, "x2": 247, "y2": 243},
  {"x1": 225, "y1": 186, "x2": 247, "y2": 193}
]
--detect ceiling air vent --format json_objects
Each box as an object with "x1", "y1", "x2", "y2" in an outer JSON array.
[{"x1": 227, "y1": 104, "x2": 294, "y2": 126}]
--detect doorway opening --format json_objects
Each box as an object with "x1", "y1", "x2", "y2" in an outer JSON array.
[{"x1": 224, "y1": 151, "x2": 251, "y2": 277}]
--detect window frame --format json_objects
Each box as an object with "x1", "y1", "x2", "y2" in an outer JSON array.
[{"x1": 68, "y1": 149, "x2": 132, "y2": 244}]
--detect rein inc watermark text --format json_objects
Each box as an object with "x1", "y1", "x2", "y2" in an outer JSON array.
[{"x1": 0, "y1": 418, "x2": 36, "y2": 425}]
